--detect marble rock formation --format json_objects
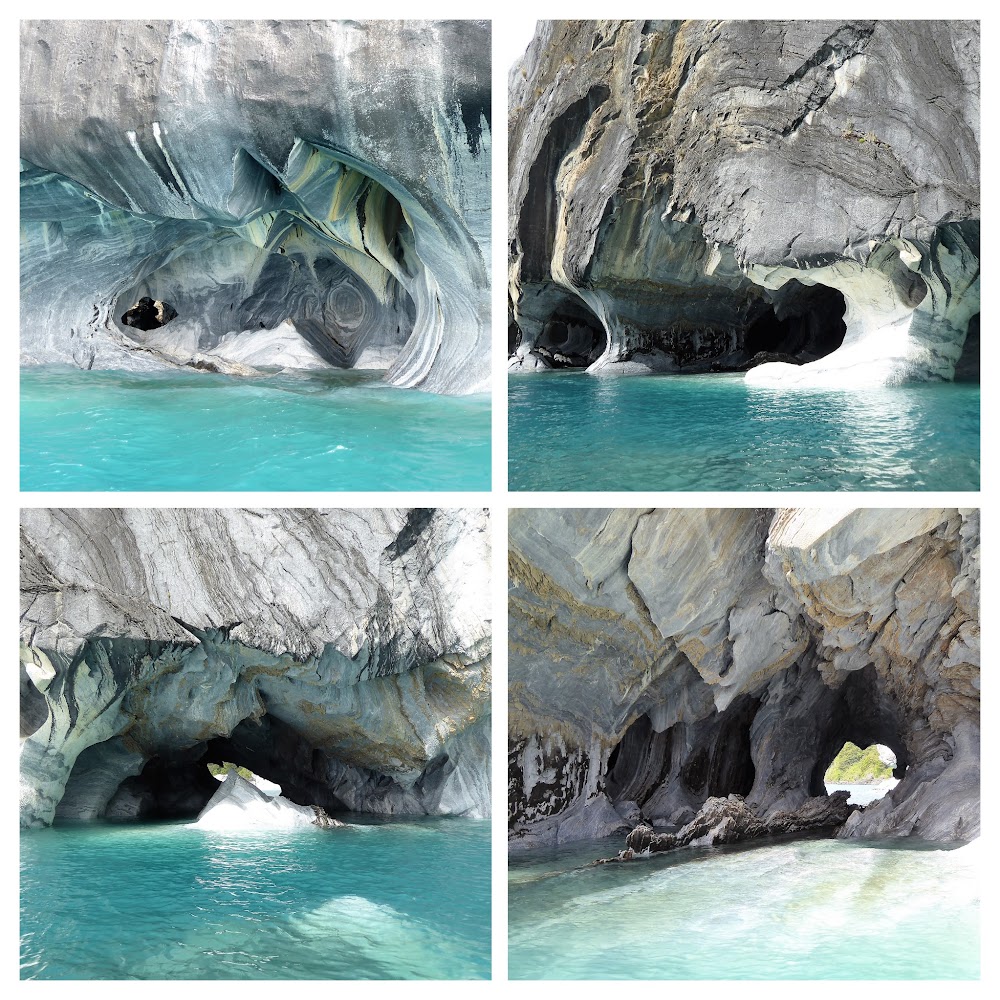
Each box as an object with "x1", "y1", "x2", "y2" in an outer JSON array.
[
  {"x1": 192, "y1": 771, "x2": 345, "y2": 831},
  {"x1": 509, "y1": 21, "x2": 979, "y2": 385},
  {"x1": 20, "y1": 508, "x2": 492, "y2": 828},
  {"x1": 21, "y1": 20, "x2": 491, "y2": 395},
  {"x1": 509, "y1": 508, "x2": 979, "y2": 849}
]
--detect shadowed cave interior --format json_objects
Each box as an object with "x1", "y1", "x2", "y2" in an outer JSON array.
[
  {"x1": 532, "y1": 663, "x2": 914, "y2": 835},
  {"x1": 53, "y1": 709, "x2": 453, "y2": 824},
  {"x1": 744, "y1": 281, "x2": 847, "y2": 361}
]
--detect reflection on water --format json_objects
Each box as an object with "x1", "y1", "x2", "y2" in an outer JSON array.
[{"x1": 509, "y1": 372, "x2": 979, "y2": 491}]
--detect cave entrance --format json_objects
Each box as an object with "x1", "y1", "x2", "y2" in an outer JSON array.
[
  {"x1": 535, "y1": 300, "x2": 607, "y2": 367},
  {"x1": 823, "y1": 741, "x2": 899, "y2": 807},
  {"x1": 745, "y1": 281, "x2": 847, "y2": 361}
]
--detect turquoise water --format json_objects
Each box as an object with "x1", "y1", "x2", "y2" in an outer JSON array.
[
  {"x1": 21, "y1": 817, "x2": 490, "y2": 979},
  {"x1": 508, "y1": 835, "x2": 979, "y2": 979},
  {"x1": 509, "y1": 372, "x2": 979, "y2": 490},
  {"x1": 21, "y1": 367, "x2": 490, "y2": 491}
]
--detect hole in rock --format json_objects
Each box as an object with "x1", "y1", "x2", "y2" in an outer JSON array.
[
  {"x1": 823, "y1": 741, "x2": 900, "y2": 806},
  {"x1": 121, "y1": 296, "x2": 178, "y2": 331},
  {"x1": 534, "y1": 299, "x2": 607, "y2": 366},
  {"x1": 109, "y1": 145, "x2": 423, "y2": 371},
  {"x1": 745, "y1": 281, "x2": 846, "y2": 362}
]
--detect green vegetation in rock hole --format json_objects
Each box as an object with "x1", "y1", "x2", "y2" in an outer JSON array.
[
  {"x1": 207, "y1": 762, "x2": 257, "y2": 782},
  {"x1": 824, "y1": 742, "x2": 894, "y2": 784}
]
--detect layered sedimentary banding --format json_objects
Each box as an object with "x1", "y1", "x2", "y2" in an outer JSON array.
[
  {"x1": 21, "y1": 19, "x2": 491, "y2": 395},
  {"x1": 508, "y1": 20, "x2": 979, "y2": 385},
  {"x1": 509, "y1": 508, "x2": 979, "y2": 849},
  {"x1": 20, "y1": 508, "x2": 492, "y2": 828}
]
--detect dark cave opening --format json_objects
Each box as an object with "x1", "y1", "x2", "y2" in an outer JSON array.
[
  {"x1": 106, "y1": 754, "x2": 222, "y2": 821},
  {"x1": 109, "y1": 149, "x2": 421, "y2": 371},
  {"x1": 808, "y1": 665, "x2": 908, "y2": 800},
  {"x1": 606, "y1": 696, "x2": 758, "y2": 815},
  {"x1": 955, "y1": 312, "x2": 980, "y2": 382},
  {"x1": 517, "y1": 84, "x2": 611, "y2": 282},
  {"x1": 745, "y1": 281, "x2": 846, "y2": 361},
  {"x1": 605, "y1": 714, "x2": 672, "y2": 806},
  {"x1": 534, "y1": 300, "x2": 607, "y2": 366}
]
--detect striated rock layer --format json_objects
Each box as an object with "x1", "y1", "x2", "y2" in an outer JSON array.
[
  {"x1": 20, "y1": 508, "x2": 492, "y2": 828},
  {"x1": 509, "y1": 20, "x2": 979, "y2": 385},
  {"x1": 21, "y1": 20, "x2": 491, "y2": 394},
  {"x1": 509, "y1": 508, "x2": 979, "y2": 849}
]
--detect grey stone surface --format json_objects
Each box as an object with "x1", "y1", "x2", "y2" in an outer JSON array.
[
  {"x1": 21, "y1": 20, "x2": 491, "y2": 394},
  {"x1": 509, "y1": 20, "x2": 979, "y2": 385},
  {"x1": 20, "y1": 508, "x2": 492, "y2": 827},
  {"x1": 509, "y1": 508, "x2": 979, "y2": 848}
]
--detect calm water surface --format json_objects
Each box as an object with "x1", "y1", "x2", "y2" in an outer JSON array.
[
  {"x1": 508, "y1": 835, "x2": 979, "y2": 979},
  {"x1": 22, "y1": 367, "x2": 490, "y2": 491},
  {"x1": 509, "y1": 372, "x2": 979, "y2": 490},
  {"x1": 21, "y1": 817, "x2": 490, "y2": 980}
]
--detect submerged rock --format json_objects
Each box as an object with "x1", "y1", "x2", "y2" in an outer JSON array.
[
  {"x1": 192, "y1": 772, "x2": 344, "y2": 831},
  {"x1": 20, "y1": 20, "x2": 491, "y2": 395},
  {"x1": 509, "y1": 21, "x2": 979, "y2": 386},
  {"x1": 509, "y1": 508, "x2": 979, "y2": 850},
  {"x1": 20, "y1": 508, "x2": 492, "y2": 828}
]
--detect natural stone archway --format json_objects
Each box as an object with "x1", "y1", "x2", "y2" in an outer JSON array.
[
  {"x1": 20, "y1": 20, "x2": 491, "y2": 395},
  {"x1": 509, "y1": 508, "x2": 979, "y2": 850},
  {"x1": 509, "y1": 21, "x2": 979, "y2": 385},
  {"x1": 20, "y1": 508, "x2": 492, "y2": 828}
]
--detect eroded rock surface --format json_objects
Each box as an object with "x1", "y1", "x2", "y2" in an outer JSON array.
[
  {"x1": 20, "y1": 508, "x2": 492, "y2": 827},
  {"x1": 509, "y1": 508, "x2": 979, "y2": 849},
  {"x1": 509, "y1": 21, "x2": 979, "y2": 386},
  {"x1": 192, "y1": 772, "x2": 345, "y2": 831},
  {"x1": 21, "y1": 20, "x2": 491, "y2": 394}
]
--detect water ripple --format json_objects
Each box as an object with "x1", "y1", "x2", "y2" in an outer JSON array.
[{"x1": 509, "y1": 372, "x2": 979, "y2": 491}]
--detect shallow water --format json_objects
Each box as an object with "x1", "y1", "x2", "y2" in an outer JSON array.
[
  {"x1": 21, "y1": 366, "x2": 490, "y2": 491},
  {"x1": 21, "y1": 817, "x2": 490, "y2": 980},
  {"x1": 508, "y1": 371, "x2": 979, "y2": 491},
  {"x1": 826, "y1": 780, "x2": 899, "y2": 806},
  {"x1": 508, "y1": 835, "x2": 979, "y2": 979}
]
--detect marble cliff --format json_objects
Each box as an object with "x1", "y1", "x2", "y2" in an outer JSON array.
[
  {"x1": 509, "y1": 509, "x2": 979, "y2": 850},
  {"x1": 508, "y1": 21, "x2": 980, "y2": 386},
  {"x1": 21, "y1": 20, "x2": 491, "y2": 395},
  {"x1": 20, "y1": 508, "x2": 491, "y2": 827}
]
